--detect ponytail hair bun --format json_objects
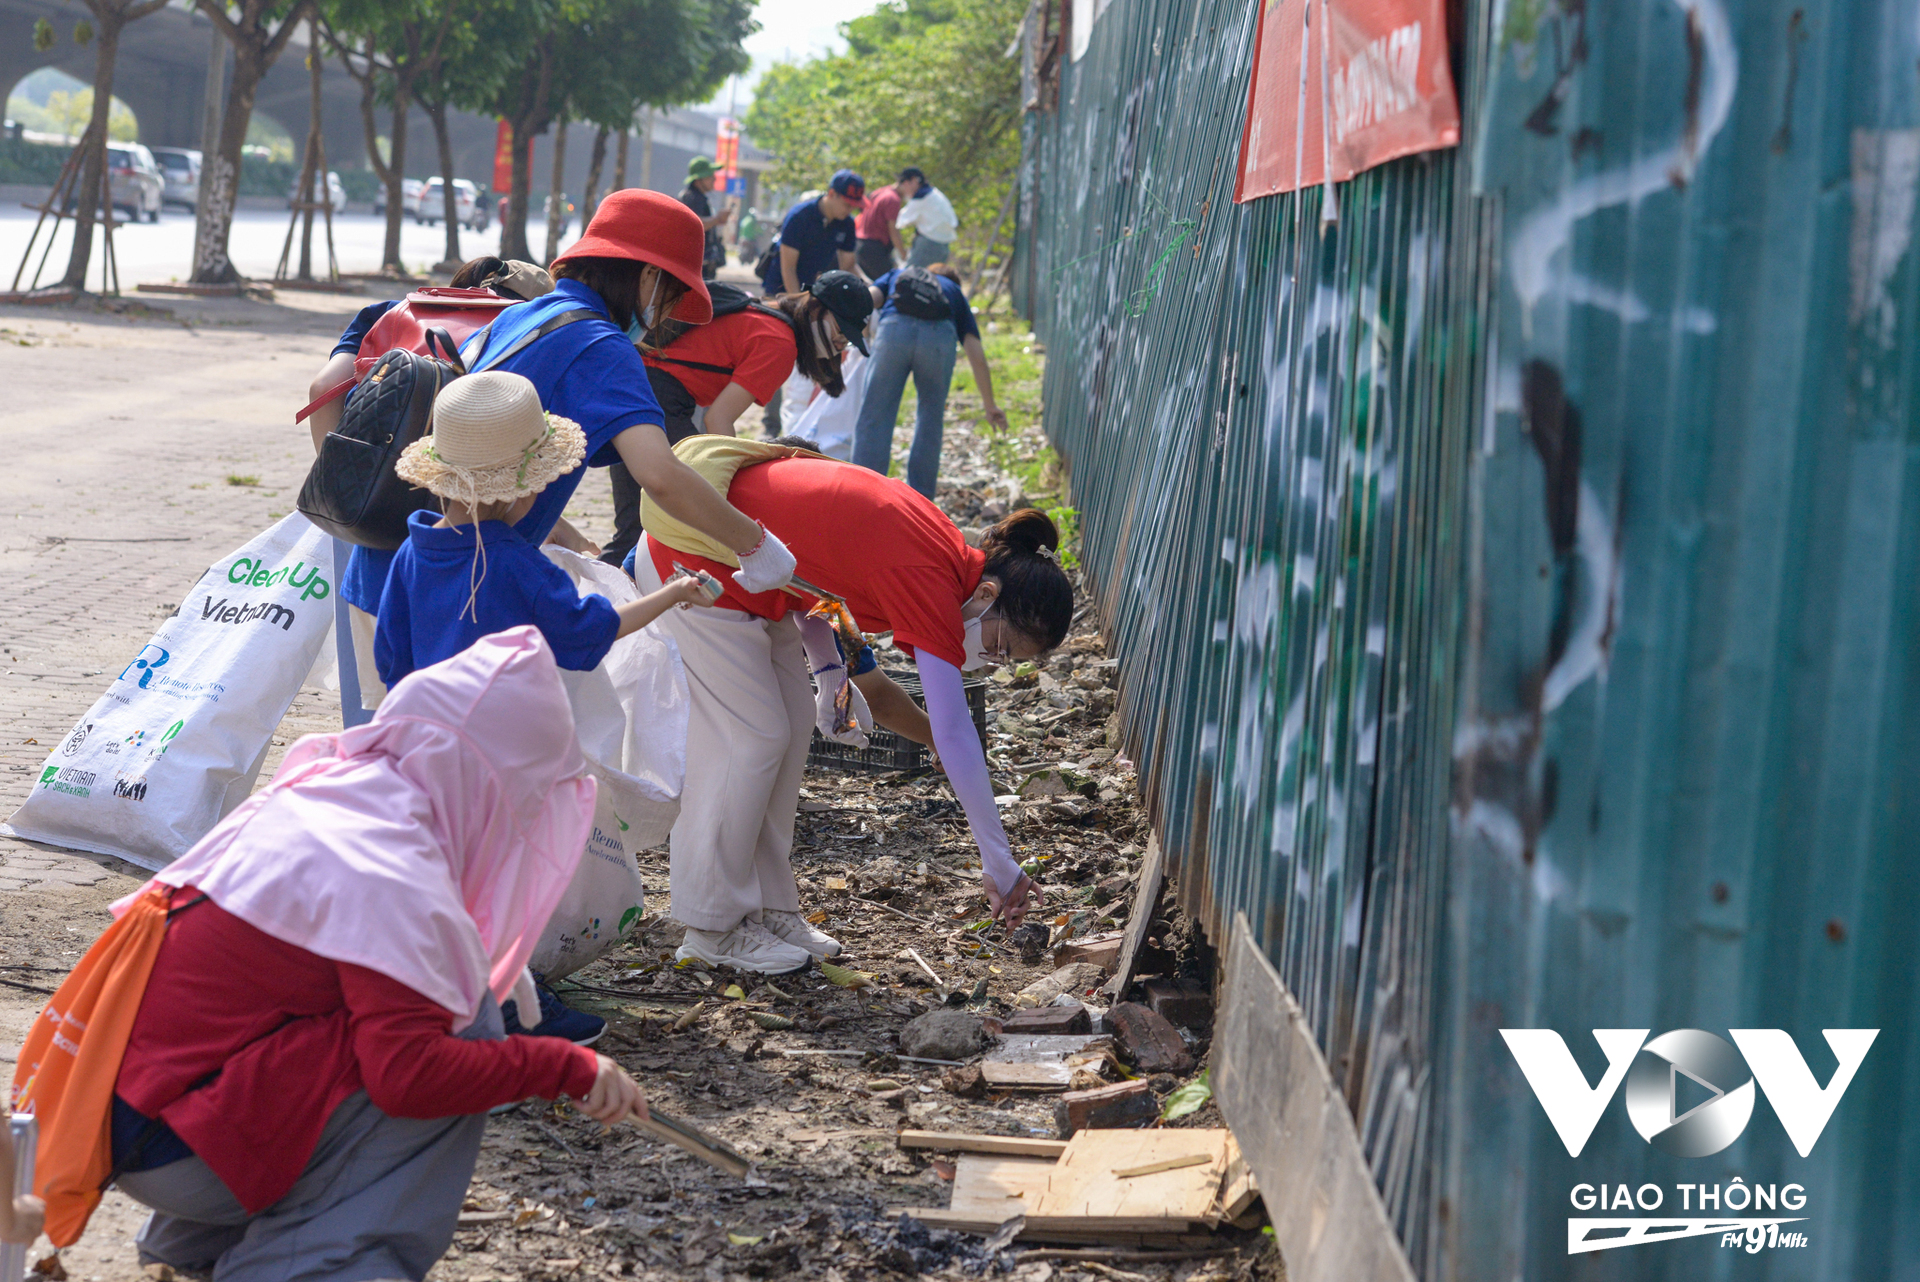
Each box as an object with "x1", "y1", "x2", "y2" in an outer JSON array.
[{"x1": 980, "y1": 508, "x2": 1073, "y2": 651}]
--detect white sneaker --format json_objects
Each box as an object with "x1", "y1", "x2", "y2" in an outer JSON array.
[
  {"x1": 675, "y1": 919, "x2": 812, "y2": 974},
  {"x1": 758, "y1": 909, "x2": 843, "y2": 958}
]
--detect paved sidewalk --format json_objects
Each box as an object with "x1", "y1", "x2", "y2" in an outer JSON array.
[{"x1": 0, "y1": 292, "x2": 617, "y2": 898}]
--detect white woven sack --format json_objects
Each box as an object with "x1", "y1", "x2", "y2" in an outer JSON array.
[
  {"x1": 787, "y1": 347, "x2": 869, "y2": 460},
  {"x1": 529, "y1": 547, "x2": 691, "y2": 977},
  {"x1": 1, "y1": 514, "x2": 336, "y2": 871}
]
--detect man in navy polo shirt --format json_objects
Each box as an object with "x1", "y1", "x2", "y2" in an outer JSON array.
[{"x1": 763, "y1": 169, "x2": 864, "y2": 297}]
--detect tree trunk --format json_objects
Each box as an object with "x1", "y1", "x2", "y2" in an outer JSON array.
[
  {"x1": 428, "y1": 98, "x2": 460, "y2": 268},
  {"x1": 612, "y1": 128, "x2": 628, "y2": 192},
  {"x1": 191, "y1": 46, "x2": 267, "y2": 284},
  {"x1": 581, "y1": 125, "x2": 608, "y2": 226},
  {"x1": 542, "y1": 121, "x2": 568, "y2": 265},
  {"x1": 501, "y1": 119, "x2": 535, "y2": 262},
  {"x1": 296, "y1": 21, "x2": 323, "y2": 280},
  {"x1": 381, "y1": 89, "x2": 411, "y2": 273},
  {"x1": 61, "y1": 17, "x2": 121, "y2": 291}
]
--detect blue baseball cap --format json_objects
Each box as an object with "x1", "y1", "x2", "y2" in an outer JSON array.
[{"x1": 828, "y1": 169, "x2": 867, "y2": 209}]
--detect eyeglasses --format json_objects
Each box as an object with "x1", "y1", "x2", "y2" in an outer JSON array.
[{"x1": 980, "y1": 606, "x2": 1012, "y2": 667}]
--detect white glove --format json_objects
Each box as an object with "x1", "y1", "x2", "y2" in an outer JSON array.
[
  {"x1": 732, "y1": 525, "x2": 796, "y2": 593},
  {"x1": 812, "y1": 662, "x2": 873, "y2": 746}
]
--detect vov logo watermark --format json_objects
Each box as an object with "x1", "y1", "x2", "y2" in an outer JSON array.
[{"x1": 1501, "y1": 1028, "x2": 1877, "y2": 1255}]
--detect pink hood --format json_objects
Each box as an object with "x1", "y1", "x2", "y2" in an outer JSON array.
[{"x1": 117, "y1": 627, "x2": 596, "y2": 1022}]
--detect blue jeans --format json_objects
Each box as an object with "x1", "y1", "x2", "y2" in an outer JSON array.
[{"x1": 852, "y1": 313, "x2": 958, "y2": 499}]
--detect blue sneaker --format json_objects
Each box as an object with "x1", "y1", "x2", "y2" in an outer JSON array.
[{"x1": 503, "y1": 978, "x2": 606, "y2": 1046}]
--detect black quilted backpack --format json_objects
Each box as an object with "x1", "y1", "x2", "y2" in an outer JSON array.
[{"x1": 297, "y1": 310, "x2": 594, "y2": 549}]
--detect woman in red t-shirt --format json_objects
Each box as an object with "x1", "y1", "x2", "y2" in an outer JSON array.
[
  {"x1": 601, "y1": 273, "x2": 874, "y2": 565},
  {"x1": 637, "y1": 459, "x2": 1073, "y2": 973}
]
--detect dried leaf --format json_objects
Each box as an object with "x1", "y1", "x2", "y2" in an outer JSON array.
[
  {"x1": 727, "y1": 1232, "x2": 765, "y2": 1246},
  {"x1": 723, "y1": 984, "x2": 747, "y2": 1000},
  {"x1": 820, "y1": 961, "x2": 875, "y2": 989},
  {"x1": 1160, "y1": 1070, "x2": 1212, "y2": 1121},
  {"x1": 805, "y1": 909, "x2": 830, "y2": 924},
  {"x1": 750, "y1": 1011, "x2": 795, "y2": 1030},
  {"x1": 866, "y1": 1078, "x2": 903, "y2": 1091},
  {"x1": 672, "y1": 1001, "x2": 707, "y2": 1032}
]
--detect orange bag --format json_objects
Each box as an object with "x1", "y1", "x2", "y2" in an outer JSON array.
[{"x1": 10, "y1": 886, "x2": 171, "y2": 1247}]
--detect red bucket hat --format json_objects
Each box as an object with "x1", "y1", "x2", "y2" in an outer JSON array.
[{"x1": 553, "y1": 189, "x2": 713, "y2": 323}]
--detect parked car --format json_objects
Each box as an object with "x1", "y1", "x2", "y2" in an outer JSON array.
[
  {"x1": 374, "y1": 177, "x2": 425, "y2": 218},
  {"x1": 415, "y1": 177, "x2": 488, "y2": 231},
  {"x1": 148, "y1": 146, "x2": 200, "y2": 211},
  {"x1": 496, "y1": 193, "x2": 574, "y2": 237},
  {"x1": 65, "y1": 143, "x2": 162, "y2": 222},
  {"x1": 286, "y1": 169, "x2": 347, "y2": 213}
]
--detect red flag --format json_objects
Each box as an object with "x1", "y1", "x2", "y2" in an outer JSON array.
[
  {"x1": 492, "y1": 120, "x2": 513, "y2": 194},
  {"x1": 1235, "y1": 0, "x2": 1461, "y2": 203}
]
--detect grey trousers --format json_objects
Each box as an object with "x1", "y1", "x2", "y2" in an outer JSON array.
[
  {"x1": 115, "y1": 997, "x2": 505, "y2": 1282},
  {"x1": 907, "y1": 236, "x2": 951, "y2": 267}
]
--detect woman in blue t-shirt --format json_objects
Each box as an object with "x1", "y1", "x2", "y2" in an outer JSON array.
[
  {"x1": 302, "y1": 194, "x2": 799, "y2": 713},
  {"x1": 850, "y1": 265, "x2": 1010, "y2": 499}
]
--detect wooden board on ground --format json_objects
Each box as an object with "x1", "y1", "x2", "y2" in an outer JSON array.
[
  {"x1": 1034, "y1": 1127, "x2": 1228, "y2": 1220},
  {"x1": 947, "y1": 1154, "x2": 1054, "y2": 1221},
  {"x1": 894, "y1": 1208, "x2": 1206, "y2": 1247},
  {"x1": 897, "y1": 1130, "x2": 1068, "y2": 1158},
  {"x1": 1101, "y1": 835, "x2": 1165, "y2": 1000},
  {"x1": 980, "y1": 1033, "x2": 1113, "y2": 1089}
]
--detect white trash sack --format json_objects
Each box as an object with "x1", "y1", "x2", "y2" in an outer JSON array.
[
  {"x1": 1, "y1": 514, "x2": 336, "y2": 870},
  {"x1": 787, "y1": 347, "x2": 869, "y2": 460},
  {"x1": 529, "y1": 547, "x2": 691, "y2": 979}
]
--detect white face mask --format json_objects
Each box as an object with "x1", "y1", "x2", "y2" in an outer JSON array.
[
  {"x1": 962, "y1": 608, "x2": 1011, "y2": 672},
  {"x1": 626, "y1": 278, "x2": 665, "y2": 342}
]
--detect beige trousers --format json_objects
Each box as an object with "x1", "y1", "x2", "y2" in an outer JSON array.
[{"x1": 638, "y1": 544, "x2": 812, "y2": 932}]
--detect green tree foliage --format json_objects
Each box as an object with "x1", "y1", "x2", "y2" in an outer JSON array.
[
  {"x1": 453, "y1": 0, "x2": 754, "y2": 262},
  {"x1": 745, "y1": 0, "x2": 1024, "y2": 272}
]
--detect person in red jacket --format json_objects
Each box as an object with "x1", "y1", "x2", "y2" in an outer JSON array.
[{"x1": 102, "y1": 628, "x2": 646, "y2": 1282}]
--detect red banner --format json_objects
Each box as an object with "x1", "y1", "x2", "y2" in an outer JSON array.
[
  {"x1": 1234, "y1": 0, "x2": 1460, "y2": 203},
  {"x1": 492, "y1": 120, "x2": 513, "y2": 194},
  {"x1": 715, "y1": 119, "x2": 740, "y2": 181}
]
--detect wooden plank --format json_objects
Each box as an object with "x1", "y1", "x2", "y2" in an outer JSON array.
[
  {"x1": 948, "y1": 1154, "x2": 1053, "y2": 1220},
  {"x1": 1034, "y1": 1127, "x2": 1226, "y2": 1220},
  {"x1": 1219, "y1": 1136, "x2": 1261, "y2": 1221},
  {"x1": 898, "y1": 1208, "x2": 1205, "y2": 1240},
  {"x1": 1100, "y1": 835, "x2": 1164, "y2": 1000},
  {"x1": 897, "y1": 1129, "x2": 1068, "y2": 1158},
  {"x1": 1115, "y1": 1152, "x2": 1212, "y2": 1179},
  {"x1": 980, "y1": 1061, "x2": 1073, "y2": 1088},
  {"x1": 1215, "y1": 912, "x2": 1415, "y2": 1282}
]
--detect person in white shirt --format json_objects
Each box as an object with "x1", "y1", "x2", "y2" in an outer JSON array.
[{"x1": 895, "y1": 167, "x2": 959, "y2": 267}]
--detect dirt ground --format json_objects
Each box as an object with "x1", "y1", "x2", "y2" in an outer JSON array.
[{"x1": 0, "y1": 291, "x2": 1276, "y2": 1282}]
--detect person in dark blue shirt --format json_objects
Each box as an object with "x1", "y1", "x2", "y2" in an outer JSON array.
[
  {"x1": 374, "y1": 370, "x2": 713, "y2": 689},
  {"x1": 762, "y1": 170, "x2": 865, "y2": 297},
  {"x1": 852, "y1": 265, "x2": 1011, "y2": 498}
]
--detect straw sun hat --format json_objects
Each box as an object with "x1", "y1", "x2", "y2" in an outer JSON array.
[{"x1": 397, "y1": 371, "x2": 586, "y2": 507}]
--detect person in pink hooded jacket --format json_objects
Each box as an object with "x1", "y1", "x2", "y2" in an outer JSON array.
[{"x1": 101, "y1": 627, "x2": 645, "y2": 1282}]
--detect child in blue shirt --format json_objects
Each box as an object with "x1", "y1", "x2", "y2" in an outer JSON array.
[
  {"x1": 376, "y1": 371, "x2": 713, "y2": 689},
  {"x1": 375, "y1": 370, "x2": 714, "y2": 1045}
]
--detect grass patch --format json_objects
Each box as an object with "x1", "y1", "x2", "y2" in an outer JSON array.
[{"x1": 225, "y1": 474, "x2": 260, "y2": 487}]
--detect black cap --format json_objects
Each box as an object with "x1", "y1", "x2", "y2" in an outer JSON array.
[{"x1": 810, "y1": 269, "x2": 873, "y2": 357}]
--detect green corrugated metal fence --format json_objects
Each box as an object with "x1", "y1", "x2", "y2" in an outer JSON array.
[{"x1": 1015, "y1": 0, "x2": 1920, "y2": 1276}]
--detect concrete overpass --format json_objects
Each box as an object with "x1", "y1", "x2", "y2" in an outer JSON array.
[{"x1": 4, "y1": 0, "x2": 775, "y2": 207}]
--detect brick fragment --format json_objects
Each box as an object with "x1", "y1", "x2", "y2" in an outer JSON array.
[
  {"x1": 1052, "y1": 934, "x2": 1124, "y2": 972},
  {"x1": 1053, "y1": 1079, "x2": 1156, "y2": 1136},
  {"x1": 1108, "y1": 1001, "x2": 1194, "y2": 1074},
  {"x1": 1141, "y1": 979, "x2": 1213, "y2": 1028},
  {"x1": 1000, "y1": 1003, "x2": 1092, "y2": 1035}
]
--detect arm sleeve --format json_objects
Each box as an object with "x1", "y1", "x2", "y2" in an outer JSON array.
[
  {"x1": 797, "y1": 612, "x2": 876, "y2": 678},
  {"x1": 338, "y1": 965, "x2": 599, "y2": 1118},
  {"x1": 916, "y1": 650, "x2": 1021, "y2": 895},
  {"x1": 372, "y1": 568, "x2": 410, "y2": 689},
  {"x1": 529, "y1": 558, "x2": 621, "y2": 670},
  {"x1": 951, "y1": 287, "x2": 980, "y2": 341},
  {"x1": 332, "y1": 299, "x2": 398, "y2": 357}
]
